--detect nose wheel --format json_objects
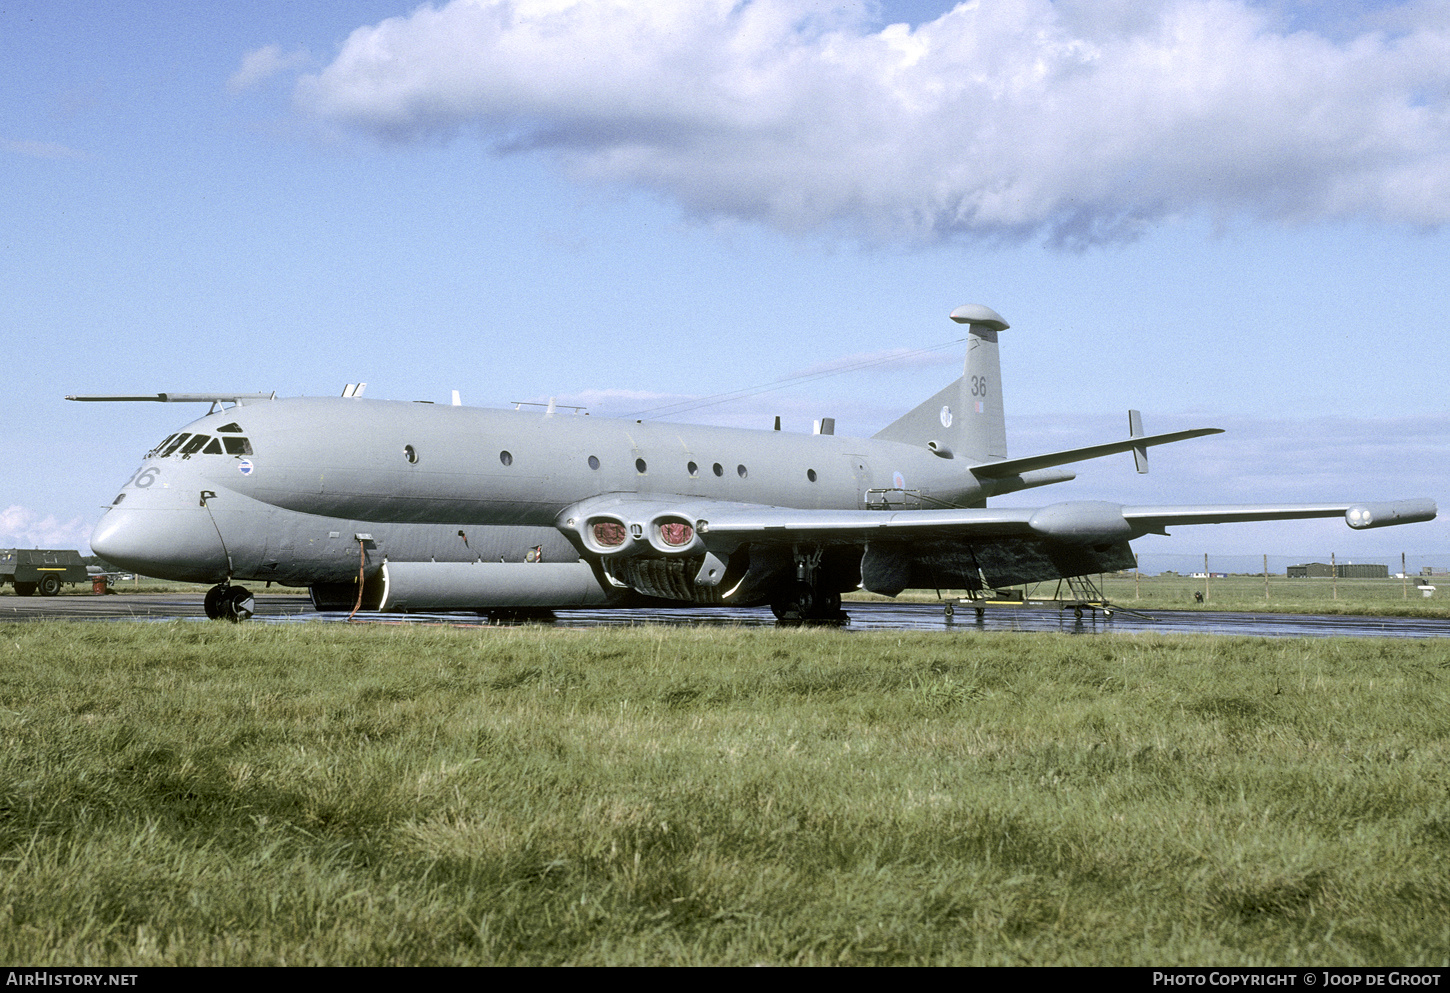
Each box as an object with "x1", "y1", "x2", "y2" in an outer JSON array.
[{"x1": 204, "y1": 584, "x2": 254, "y2": 622}]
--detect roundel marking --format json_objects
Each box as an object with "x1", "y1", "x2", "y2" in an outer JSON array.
[
  {"x1": 238, "y1": 459, "x2": 254, "y2": 476},
  {"x1": 940, "y1": 405, "x2": 953, "y2": 428}
]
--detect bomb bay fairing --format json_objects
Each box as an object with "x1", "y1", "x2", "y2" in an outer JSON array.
[{"x1": 72, "y1": 305, "x2": 1436, "y2": 621}]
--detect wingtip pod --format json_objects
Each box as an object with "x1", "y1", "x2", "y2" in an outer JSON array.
[{"x1": 1345, "y1": 499, "x2": 1438, "y2": 530}]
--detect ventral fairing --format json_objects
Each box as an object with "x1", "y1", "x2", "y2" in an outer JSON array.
[{"x1": 72, "y1": 305, "x2": 1436, "y2": 621}]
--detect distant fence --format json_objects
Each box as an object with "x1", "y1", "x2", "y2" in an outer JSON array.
[
  {"x1": 1131, "y1": 554, "x2": 1447, "y2": 578},
  {"x1": 1087, "y1": 553, "x2": 1444, "y2": 605},
  {"x1": 1094, "y1": 573, "x2": 1438, "y2": 606}
]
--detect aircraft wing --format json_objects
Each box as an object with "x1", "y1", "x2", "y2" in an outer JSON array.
[
  {"x1": 562, "y1": 494, "x2": 1433, "y2": 600},
  {"x1": 697, "y1": 498, "x2": 1437, "y2": 545},
  {"x1": 1121, "y1": 501, "x2": 1440, "y2": 534},
  {"x1": 563, "y1": 495, "x2": 1437, "y2": 551}
]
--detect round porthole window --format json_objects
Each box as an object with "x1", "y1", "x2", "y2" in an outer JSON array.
[
  {"x1": 807, "y1": 468, "x2": 817, "y2": 482},
  {"x1": 737, "y1": 464, "x2": 748, "y2": 479},
  {"x1": 636, "y1": 458, "x2": 647, "y2": 474},
  {"x1": 588, "y1": 455, "x2": 600, "y2": 470},
  {"x1": 500, "y1": 451, "x2": 513, "y2": 466},
  {"x1": 712, "y1": 463, "x2": 724, "y2": 477},
  {"x1": 403, "y1": 445, "x2": 418, "y2": 464},
  {"x1": 687, "y1": 461, "x2": 698, "y2": 477}
]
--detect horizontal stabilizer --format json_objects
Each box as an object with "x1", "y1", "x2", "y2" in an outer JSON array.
[{"x1": 969, "y1": 427, "x2": 1223, "y2": 479}]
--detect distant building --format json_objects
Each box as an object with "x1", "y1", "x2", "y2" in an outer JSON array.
[{"x1": 1287, "y1": 562, "x2": 1389, "y2": 579}]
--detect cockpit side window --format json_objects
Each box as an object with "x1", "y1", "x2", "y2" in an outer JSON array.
[
  {"x1": 147, "y1": 434, "x2": 177, "y2": 459},
  {"x1": 203, "y1": 438, "x2": 224, "y2": 455},
  {"x1": 217, "y1": 422, "x2": 244, "y2": 433},
  {"x1": 160, "y1": 434, "x2": 190, "y2": 457}
]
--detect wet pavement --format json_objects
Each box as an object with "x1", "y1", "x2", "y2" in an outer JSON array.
[{"x1": 4, "y1": 592, "x2": 1446, "y2": 639}]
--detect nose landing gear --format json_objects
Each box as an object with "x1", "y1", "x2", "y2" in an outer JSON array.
[{"x1": 204, "y1": 583, "x2": 254, "y2": 622}]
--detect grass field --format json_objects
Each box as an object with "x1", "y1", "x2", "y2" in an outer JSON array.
[{"x1": 2, "y1": 621, "x2": 1447, "y2": 965}]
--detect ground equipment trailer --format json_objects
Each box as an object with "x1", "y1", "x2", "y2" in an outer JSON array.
[{"x1": 0, "y1": 548, "x2": 89, "y2": 595}]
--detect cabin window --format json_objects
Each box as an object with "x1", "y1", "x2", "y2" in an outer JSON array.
[
  {"x1": 635, "y1": 458, "x2": 647, "y2": 474},
  {"x1": 737, "y1": 464, "x2": 748, "y2": 479},
  {"x1": 223, "y1": 437, "x2": 253, "y2": 455},
  {"x1": 179, "y1": 434, "x2": 210, "y2": 457},
  {"x1": 588, "y1": 455, "x2": 600, "y2": 470},
  {"x1": 687, "y1": 461, "x2": 698, "y2": 477},
  {"x1": 712, "y1": 463, "x2": 724, "y2": 477},
  {"x1": 404, "y1": 445, "x2": 418, "y2": 464},
  {"x1": 499, "y1": 451, "x2": 513, "y2": 466},
  {"x1": 807, "y1": 469, "x2": 817, "y2": 482}
]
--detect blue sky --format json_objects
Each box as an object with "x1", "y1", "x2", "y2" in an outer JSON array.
[{"x1": 3, "y1": 0, "x2": 1447, "y2": 569}]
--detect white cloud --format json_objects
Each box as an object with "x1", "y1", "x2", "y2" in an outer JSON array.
[
  {"x1": 293, "y1": 0, "x2": 1450, "y2": 246},
  {"x1": 785, "y1": 344, "x2": 962, "y2": 379},
  {"x1": 1003, "y1": 410, "x2": 1450, "y2": 556},
  {"x1": 3, "y1": 138, "x2": 89, "y2": 161},
  {"x1": 0, "y1": 506, "x2": 92, "y2": 553},
  {"x1": 230, "y1": 44, "x2": 312, "y2": 94},
  {"x1": 1006, "y1": 411, "x2": 1450, "y2": 531}
]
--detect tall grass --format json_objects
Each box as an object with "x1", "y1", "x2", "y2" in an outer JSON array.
[{"x1": 1, "y1": 621, "x2": 1446, "y2": 965}]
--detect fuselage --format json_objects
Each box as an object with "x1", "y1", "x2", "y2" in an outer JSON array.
[{"x1": 90, "y1": 396, "x2": 995, "y2": 603}]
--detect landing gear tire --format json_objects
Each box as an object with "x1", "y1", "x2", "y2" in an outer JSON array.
[
  {"x1": 37, "y1": 575, "x2": 62, "y2": 596},
  {"x1": 771, "y1": 583, "x2": 844, "y2": 622},
  {"x1": 222, "y1": 586, "x2": 254, "y2": 622},
  {"x1": 770, "y1": 581, "x2": 813, "y2": 621},
  {"x1": 205, "y1": 584, "x2": 254, "y2": 622},
  {"x1": 13, "y1": 582, "x2": 36, "y2": 597}
]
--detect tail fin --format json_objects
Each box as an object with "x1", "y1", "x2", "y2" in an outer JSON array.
[{"x1": 872, "y1": 304, "x2": 1008, "y2": 462}]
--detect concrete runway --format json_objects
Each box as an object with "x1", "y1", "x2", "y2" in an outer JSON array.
[{"x1": 4, "y1": 591, "x2": 1447, "y2": 638}]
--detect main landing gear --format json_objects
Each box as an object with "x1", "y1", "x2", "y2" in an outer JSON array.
[
  {"x1": 770, "y1": 580, "x2": 847, "y2": 623},
  {"x1": 204, "y1": 583, "x2": 254, "y2": 622}
]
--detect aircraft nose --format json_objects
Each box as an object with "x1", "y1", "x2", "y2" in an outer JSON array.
[{"x1": 90, "y1": 506, "x2": 230, "y2": 584}]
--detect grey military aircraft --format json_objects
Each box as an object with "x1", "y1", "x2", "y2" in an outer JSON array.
[{"x1": 72, "y1": 305, "x2": 1436, "y2": 621}]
